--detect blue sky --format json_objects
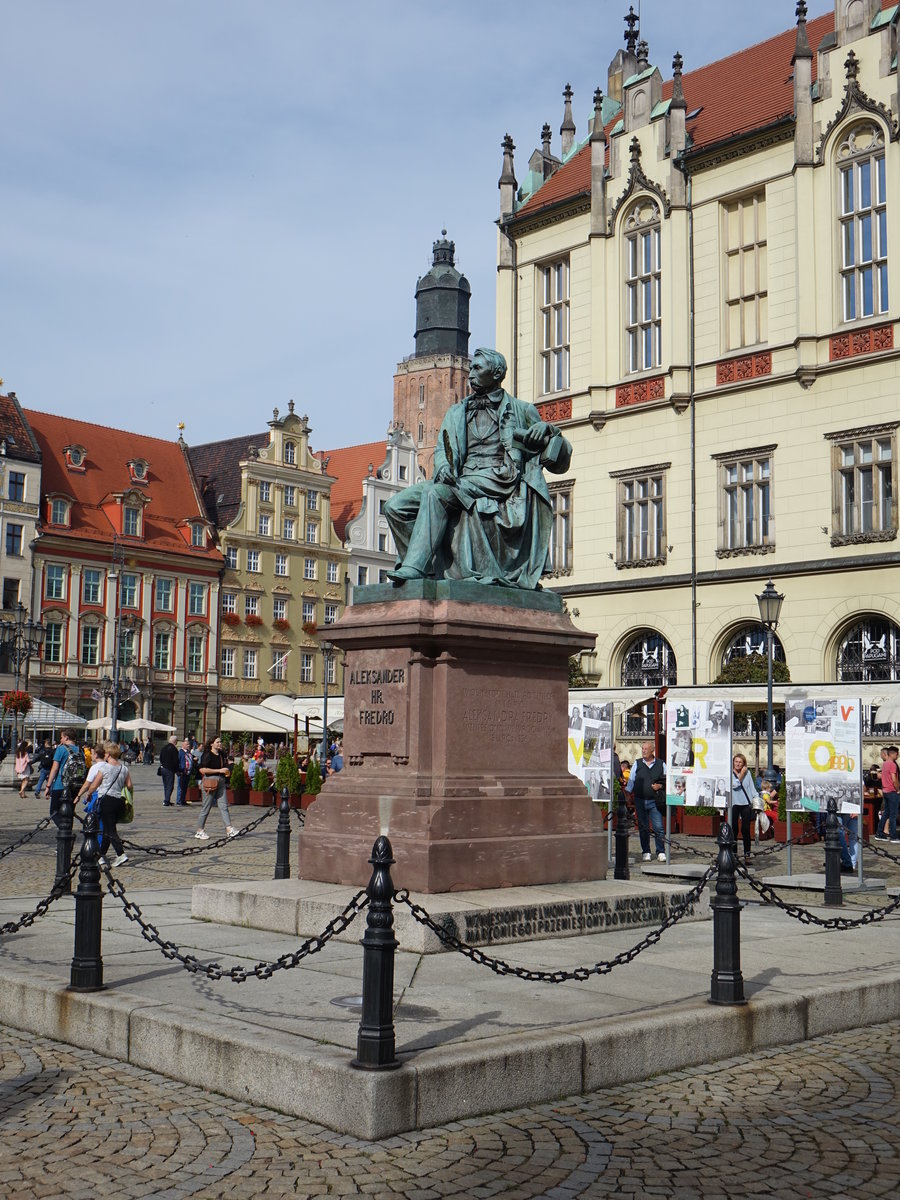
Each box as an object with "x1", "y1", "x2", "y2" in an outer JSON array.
[{"x1": 2, "y1": 0, "x2": 798, "y2": 452}]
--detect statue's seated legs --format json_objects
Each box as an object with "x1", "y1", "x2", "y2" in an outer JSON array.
[{"x1": 384, "y1": 481, "x2": 462, "y2": 582}]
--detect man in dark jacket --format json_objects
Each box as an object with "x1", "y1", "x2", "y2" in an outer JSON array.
[
  {"x1": 625, "y1": 741, "x2": 666, "y2": 862},
  {"x1": 158, "y1": 735, "x2": 180, "y2": 807}
]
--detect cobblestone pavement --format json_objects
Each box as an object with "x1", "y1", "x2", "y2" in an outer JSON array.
[{"x1": 1, "y1": 1018, "x2": 898, "y2": 1197}]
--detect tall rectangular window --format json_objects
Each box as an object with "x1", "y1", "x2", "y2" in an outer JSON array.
[
  {"x1": 44, "y1": 623, "x2": 62, "y2": 663},
  {"x1": 123, "y1": 506, "x2": 141, "y2": 537},
  {"x1": 82, "y1": 569, "x2": 102, "y2": 605},
  {"x1": 274, "y1": 553, "x2": 288, "y2": 576},
  {"x1": 259, "y1": 481, "x2": 271, "y2": 503},
  {"x1": 324, "y1": 602, "x2": 338, "y2": 624},
  {"x1": 245, "y1": 594, "x2": 259, "y2": 617},
  {"x1": 326, "y1": 561, "x2": 339, "y2": 583},
  {"x1": 81, "y1": 625, "x2": 99, "y2": 665},
  {"x1": 258, "y1": 514, "x2": 271, "y2": 537},
  {"x1": 46, "y1": 564, "x2": 65, "y2": 600},
  {"x1": 304, "y1": 557, "x2": 316, "y2": 581},
  {"x1": 326, "y1": 655, "x2": 336, "y2": 685},
  {"x1": 155, "y1": 578, "x2": 173, "y2": 611},
  {"x1": 154, "y1": 632, "x2": 171, "y2": 670},
  {"x1": 357, "y1": 565, "x2": 368, "y2": 586},
  {"x1": 8, "y1": 471, "x2": 25, "y2": 501},
  {"x1": 306, "y1": 490, "x2": 318, "y2": 511},
  {"x1": 191, "y1": 523, "x2": 204, "y2": 547},
  {"x1": 50, "y1": 499, "x2": 68, "y2": 525},
  {"x1": 284, "y1": 486, "x2": 296, "y2": 507},
  {"x1": 625, "y1": 203, "x2": 662, "y2": 373},
  {"x1": 840, "y1": 130, "x2": 888, "y2": 321},
  {"x1": 271, "y1": 649, "x2": 287, "y2": 681},
  {"x1": 247, "y1": 550, "x2": 260, "y2": 573},
  {"x1": 243, "y1": 649, "x2": 257, "y2": 679},
  {"x1": 831, "y1": 430, "x2": 895, "y2": 541},
  {"x1": 302, "y1": 599, "x2": 315, "y2": 624},
  {"x1": 283, "y1": 518, "x2": 295, "y2": 540},
  {"x1": 723, "y1": 191, "x2": 767, "y2": 349},
  {"x1": 118, "y1": 629, "x2": 134, "y2": 667},
  {"x1": 121, "y1": 573, "x2": 138, "y2": 608},
  {"x1": 222, "y1": 591, "x2": 237, "y2": 614},
  {"x1": 301, "y1": 652, "x2": 314, "y2": 683},
  {"x1": 613, "y1": 465, "x2": 668, "y2": 565},
  {"x1": 5, "y1": 523, "x2": 23, "y2": 557},
  {"x1": 306, "y1": 522, "x2": 318, "y2": 544},
  {"x1": 548, "y1": 483, "x2": 573, "y2": 575},
  {"x1": 539, "y1": 259, "x2": 570, "y2": 394},
  {"x1": 273, "y1": 597, "x2": 287, "y2": 621},
  {"x1": 718, "y1": 451, "x2": 773, "y2": 551},
  {"x1": 221, "y1": 647, "x2": 235, "y2": 677},
  {"x1": 188, "y1": 582, "x2": 205, "y2": 616},
  {"x1": 187, "y1": 635, "x2": 203, "y2": 673},
  {"x1": 225, "y1": 546, "x2": 238, "y2": 569}
]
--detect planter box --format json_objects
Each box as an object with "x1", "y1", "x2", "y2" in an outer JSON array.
[
  {"x1": 300, "y1": 793, "x2": 320, "y2": 809},
  {"x1": 774, "y1": 817, "x2": 815, "y2": 842},
  {"x1": 681, "y1": 811, "x2": 721, "y2": 837},
  {"x1": 249, "y1": 790, "x2": 272, "y2": 806},
  {"x1": 228, "y1": 788, "x2": 249, "y2": 806},
  {"x1": 287, "y1": 793, "x2": 304, "y2": 810},
  {"x1": 187, "y1": 786, "x2": 200, "y2": 804}
]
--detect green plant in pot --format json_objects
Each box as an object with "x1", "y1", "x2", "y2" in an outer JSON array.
[
  {"x1": 274, "y1": 753, "x2": 302, "y2": 804},
  {"x1": 229, "y1": 759, "x2": 251, "y2": 804},
  {"x1": 303, "y1": 756, "x2": 322, "y2": 803}
]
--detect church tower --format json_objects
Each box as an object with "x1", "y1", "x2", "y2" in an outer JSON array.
[{"x1": 393, "y1": 232, "x2": 471, "y2": 476}]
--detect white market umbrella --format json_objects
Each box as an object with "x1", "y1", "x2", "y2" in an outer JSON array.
[
  {"x1": 117, "y1": 718, "x2": 177, "y2": 733},
  {"x1": 84, "y1": 717, "x2": 112, "y2": 730}
]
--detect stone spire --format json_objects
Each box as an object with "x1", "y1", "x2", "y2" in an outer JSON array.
[
  {"x1": 624, "y1": 5, "x2": 639, "y2": 55},
  {"x1": 792, "y1": 1, "x2": 811, "y2": 61},
  {"x1": 498, "y1": 133, "x2": 516, "y2": 221},
  {"x1": 670, "y1": 51, "x2": 686, "y2": 110},
  {"x1": 590, "y1": 87, "x2": 607, "y2": 236},
  {"x1": 560, "y1": 83, "x2": 576, "y2": 157},
  {"x1": 793, "y1": 2, "x2": 814, "y2": 164},
  {"x1": 413, "y1": 232, "x2": 471, "y2": 358},
  {"x1": 669, "y1": 52, "x2": 687, "y2": 186},
  {"x1": 636, "y1": 39, "x2": 649, "y2": 70}
]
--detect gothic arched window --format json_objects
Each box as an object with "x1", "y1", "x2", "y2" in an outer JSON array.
[
  {"x1": 624, "y1": 200, "x2": 661, "y2": 373},
  {"x1": 836, "y1": 616, "x2": 900, "y2": 682},
  {"x1": 837, "y1": 122, "x2": 888, "y2": 322},
  {"x1": 721, "y1": 624, "x2": 786, "y2": 671}
]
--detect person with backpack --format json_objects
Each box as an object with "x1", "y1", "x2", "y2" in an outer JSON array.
[
  {"x1": 75, "y1": 741, "x2": 132, "y2": 868},
  {"x1": 45, "y1": 728, "x2": 85, "y2": 827},
  {"x1": 33, "y1": 738, "x2": 54, "y2": 799}
]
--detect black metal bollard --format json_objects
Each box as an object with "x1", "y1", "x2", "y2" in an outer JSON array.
[
  {"x1": 614, "y1": 790, "x2": 630, "y2": 880},
  {"x1": 69, "y1": 810, "x2": 105, "y2": 992},
  {"x1": 352, "y1": 835, "x2": 401, "y2": 1071},
  {"x1": 709, "y1": 820, "x2": 746, "y2": 1006},
  {"x1": 823, "y1": 796, "x2": 843, "y2": 907},
  {"x1": 274, "y1": 786, "x2": 292, "y2": 879},
  {"x1": 54, "y1": 787, "x2": 76, "y2": 895}
]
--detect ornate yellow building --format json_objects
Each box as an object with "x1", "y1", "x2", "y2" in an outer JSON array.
[{"x1": 496, "y1": 2, "x2": 900, "y2": 747}]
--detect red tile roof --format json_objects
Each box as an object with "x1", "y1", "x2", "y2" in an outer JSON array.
[
  {"x1": 189, "y1": 432, "x2": 269, "y2": 528},
  {"x1": 316, "y1": 441, "x2": 388, "y2": 542},
  {"x1": 515, "y1": 7, "x2": 888, "y2": 220},
  {"x1": 24, "y1": 408, "x2": 222, "y2": 561},
  {"x1": 0, "y1": 393, "x2": 41, "y2": 462}
]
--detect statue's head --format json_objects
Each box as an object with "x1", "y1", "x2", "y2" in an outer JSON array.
[{"x1": 471, "y1": 347, "x2": 507, "y2": 386}]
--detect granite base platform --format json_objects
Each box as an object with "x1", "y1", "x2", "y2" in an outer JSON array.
[{"x1": 191, "y1": 877, "x2": 710, "y2": 955}]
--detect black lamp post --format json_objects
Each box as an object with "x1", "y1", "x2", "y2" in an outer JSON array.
[
  {"x1": 1, "y1": 602, "x2": 45, "y2": 742},
  {"x1": 320, "y1": 639, "x2": 334, "y2": 768},
  {"x1": 756, "y1": 580, "x2": 784, "y2": 788}
]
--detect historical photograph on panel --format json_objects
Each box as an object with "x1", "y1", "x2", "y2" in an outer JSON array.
[
  {"x1": 784, "y1": 695, "x2": 862, "y2": 813},
  {"x1": 665, "y1": 700, "x2": 733, "y2": 808}
]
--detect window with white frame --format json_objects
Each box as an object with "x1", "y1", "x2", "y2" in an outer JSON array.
[
  {"x1": 242, "y1": 648, "x2": 257, "y2": 679},
  {"x1": 378, "y1": 533, "x2": 387, "y2": 552},
  {"x1": 715, "y1": 448, "x2": 774, "y2": 553},
  {"x1": 81, "y1": 625, "x2": 99, "y2": 665},
  {"x1": 284, "y1": 441, "x2": 296, "y2": 465},
  {"x1": 283, "y1": 517, "x2": 295, "y2": 540},
  {"x1": 284, "y1": 486, "x2": 296, "y2": 507},
  {"x1": 188, "y1": 582, "x2": 206, "y2": 616},
  {"x1": 547, "y1": 483, "x2": 573, "y2": 575},
  {"x1": 225, "y1": 546, "x2": 238, "y2": 569},
  {"x1": 306, "y1": 489, "x2": 318, "y2": 511},
  {"x1": 118, "y1": 628, "x2": 134, "y2": 667},
  {"x1": 50, "y1": 498, "x2": 69, "y2": 526},
  {"x1": 247, "y1": 550, "x2": 260, "y2": 573},
  {"x1": 245, "y1": 594, "x2": 259, "y2": 617},
  {"x1": 539, "y1": 258, "x2": 569, "y2": 393},
  {"x1": 838, "y1": 123, "x2": 888, "y2": 322},
  {"x1": 187, "y1": 634, "x2": 204, "y2": 673},
  {"x1": 82, "y1": 569, "x2": 102, "y2": 605},
  {"x1": 723, "y1": 190, "x2": 767, "y2": 349},
  {"x1": 155, "y1": 578, "x2": 173, "y2": 611},
  {"x1": 259, "y1": 481, "x2": 271, "y2": 503},
  {"x1": 45, "y1": 564, "x2": 65, "y2": 600},
  {"x1": 271, "y1": 649, "x2": 287, "y2": 680},
  {"x1": 302, "y1": 599, "x2": 315, "y2": 624},
  {"x1": 399, "y1": 464, "x2": 408, "y2": 481},
  {"x1": 221, "y1": 646, "x2": 235, "y2": 677},
  {"x1": 273, "y1": 597, "x2": 287, "y2": 621},
  {"x1": 301, "y1": 652, "x2": 314, "y2": 683},
  {"x1": 357, "y1": 565, "x2": 368, "y2": 586},
  {"x1": 274, "y1": 553, "x2": 288, "y2": 576},
  {"x1": 123, "y1": 506, "x2": 141, "y2": 537},
  {"x1": 613, "y1": 463, "x2": 668, "y2": 566},
  {"x1": 121, "y1": 573, "x2": 138, "y2": 608},
  {"x1": 379, "y1": 569, "x2": 390, "y2": 583},
  {"x1": 625, "y1": 200, "x2": 662, "y2": 373},
  {"x1": 324, "y1": 602, "x2": 338, "y2": 624},
  {"x1": 258, "y1": 514, "x2": 271, "y2": 537},
  {"x1": 154, "y1": 631, "x2": 171, "y2": 670},
  {"x1": 44, "y1": 623, "x2": 63, "y2": 663},
  {"x1": 326, "y1": 560, "x2": 339, "y2": 583},
  {"x1": 304, "y1": 557, "x2": 316, "y2": 581},
  {"x1": 222, "y1": 591, "x2": 237, "y2": 614},
  {"x1": 326, "y1": 654, "x2": 336, "y2": 685},
  {"x1": 306, "y1": 522, "x2": 318, "y2": 544},
  {"x1": 191, "y1": 523, "x2": 205, "y2": 547},
  {"x1": 829, "y1": 425, "x2": 896, "y2": 543}
]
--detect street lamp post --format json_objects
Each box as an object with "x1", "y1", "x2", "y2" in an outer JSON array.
[
  {"x1": 320, "y1": 639, "x2": 334, "y2": 769},
  {"x1": 756, "y1": 580, "x2": 785, "y2": 790},
  {"x1": 1, "y1": 602, "x2": 45, "y2": 744}
]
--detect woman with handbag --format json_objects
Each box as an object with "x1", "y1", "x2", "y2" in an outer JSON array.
[
  {"x1": 731, "y1": 752, "x2": 760, "y2": 863},
  {"x1": 195, "y1": 735, "x2": 236, "y2": 841},
  {"x1": 75, "y1": 741, "x2": 132, "y2": 868}
]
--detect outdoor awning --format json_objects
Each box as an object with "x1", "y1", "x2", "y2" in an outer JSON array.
[
  {"x1": 219, "y1": 703, "x2": 298, "y2": 735},
  {"x1": 20, "y1": 700, "x2": 87, "y2": 729},
  {"x1": 569, "y1": 688, "x2": 658, "y2": 714},
  {"x1": 570, "y1": 683, "x2": 900, "y2": 716}
]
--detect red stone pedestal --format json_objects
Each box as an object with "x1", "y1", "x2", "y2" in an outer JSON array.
[{"x1": 299, "y1": 583, "x2": 604, "y2": 893}]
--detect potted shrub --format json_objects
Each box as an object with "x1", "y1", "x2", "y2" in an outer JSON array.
[
  {"x1": 249, "y1": 764, "x2": 272, "y2": 805},
  {"x1": 302, "y1": 756, "x2": 322, "y2": 809},
  {"x1": 228, "y1": 759, "x2": 250, "y2": 805},
  {"x1": 186, "y1": 764, "x2": 201, "y2": 805},
  {"x1": 274, "y1": 753, "x2": 304, "y2": 808}
]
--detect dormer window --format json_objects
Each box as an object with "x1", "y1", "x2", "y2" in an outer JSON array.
[
  {"x1": 64, "y1": 445, "x2": 86, "y2": 472},
  {"x1": 284, "y1": 441, "x2": 296, "y2": 465},
  {"x1": 49, "y1": 497, "x2": 70, "y2": 527},
  {"x1": 127, "y1": 458, "x2": 149, "y2": 483},
  {"x1": 123, "y1": 505, "x2": 142, "y2": 537},
  {"x1": 191, "y1": 522, "x2": 205, "y2": 547}
]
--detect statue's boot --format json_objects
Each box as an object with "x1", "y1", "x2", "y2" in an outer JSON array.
[{"x1": 387, "y1": 564, "x2": 425, "y2": 584}]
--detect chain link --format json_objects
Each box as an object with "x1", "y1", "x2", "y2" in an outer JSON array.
[
  {"x1": 104, "y1": 872, "x2": 368, "y2": 980},
  {"x1": 861, "y1": 838, "x2": 900, "y2": 865},
  {"x1": 394, "y1": 868, "x2": 715, "y2": 983},
  {"x1": 0, "y1": 857, "x2": 80, "y2": 937},
  {"x1": 735, "y1": 860, "x2": 900, "y2": 929},
  {"x1": 0, "y1": 815, "x2": 54, "y2": 861},
  {"x1": 120, "y1": 804, "x2": 276, "y2": 856},
  {"x1": 292, "y1": 807, "x2": 306, "y2": 828}
]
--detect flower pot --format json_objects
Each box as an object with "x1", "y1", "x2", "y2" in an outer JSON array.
[
  {"x1": 300, "y1": 793, "x2": 320, "y2": 809},
  {"x1": 187, "y1": 785, "x2": 200, "y2": 804},
  {"x1": 249, "y1": 789, "x2": 272, "y2": 806},
  {"x1": 228, "y1": 788, "x2": 249, "y2": 806},
  {"x1": 681, "y1": 811, "x2": 720, "y2": 836},
  {"x1": 288, "y1": 793, "x2": 304, "y2": 809}
]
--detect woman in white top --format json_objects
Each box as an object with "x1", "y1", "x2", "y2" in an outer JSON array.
[
  {"x1": 75, "y1": 741, "x2": 133, "y2": 868},
  {"x1": 731, "y1": 752, "x2": 759, "y2": 862}
]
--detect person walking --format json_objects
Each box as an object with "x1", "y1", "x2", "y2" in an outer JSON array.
[
  {"x1": 44, "y1": 728, "x2": 79, "y2": 827},
  {"x1": 158, "y1": 734, "x2": 179, "y2": 807},
  {"x1": 874, "y1": 745, "x2": 900, "y2": 844},
  {"x1": 731, "y1": 752, "x2": 758, "y2": 863},
  {"x1": 194, "y1": 736, "x2": 236, "y2": 840},
  {"x1": 75, "y1": 741, "x2": 132, "y2": 868},
  {"x1": 625, "y1": 741, "x2": 666, "y2": 862},
  {"x1": 176, "y1": 737, "x2": 192, "y2": 806},
  {"x1": 15, "y1": 741, "x2": 33, "y2": 798},
  {"x1": 33, "y1": 738, "x2": 54, "y2": 799}
]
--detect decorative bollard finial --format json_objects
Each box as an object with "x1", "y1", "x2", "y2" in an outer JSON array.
[{"x1": 352, "y1": 836, "x2": 400, "y2": 1071}]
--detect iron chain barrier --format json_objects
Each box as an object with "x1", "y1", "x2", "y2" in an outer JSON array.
[
  {"x1": 104, "y1": 870, "x2": 368, "y2": 981},
  {"x1": 120, "y1": 804, "x2": 276, "y2": 857},
  {"x1": 394, "y1": 865, "x2": 716, "y2": 983},
  {"x1": 735, "y1": 860, "x2": 900, "y2": 928},
  {"x1": 0, "y1": 857, "x2": 80, "y2": 937},
  {"x1": 0, "y1": 816, "x2": 54, "y2": 861}
]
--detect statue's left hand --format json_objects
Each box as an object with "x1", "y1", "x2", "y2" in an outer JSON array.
[{"x1": 519, "y1": 422, "x2": 553, "y2": 453}]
